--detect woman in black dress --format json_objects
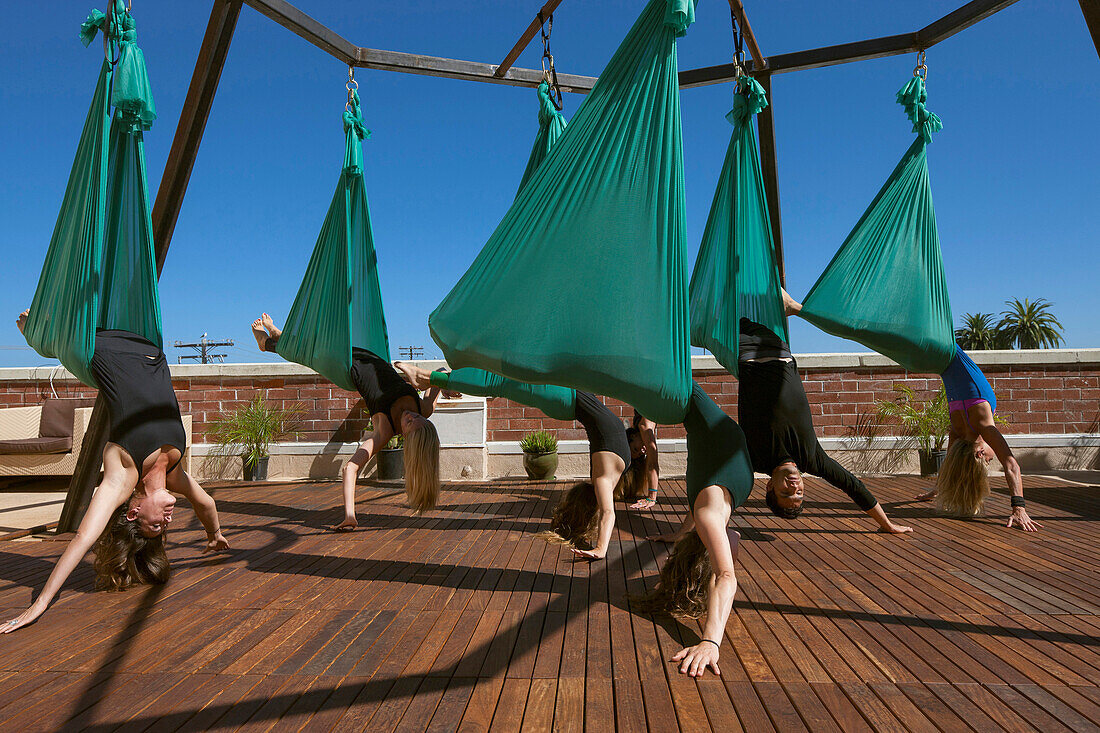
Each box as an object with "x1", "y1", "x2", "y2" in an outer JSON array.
[
  {"x1": 3, "y1": 313, "x2": 228, "y2": 634},
  {"x1": 252, "y1": 314, "x2": 442, "y2": 524}
]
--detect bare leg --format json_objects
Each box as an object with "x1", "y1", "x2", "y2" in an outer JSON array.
[
  {"x1": 781, "y1": 288, "x2": 803, "y2": 316},
  {"x1": 394, "y1": 361, "x2": 431, "y2": 390},
  {"x1": 251, "y1": 318, "x2": 273, "y2": 352},
  {"x1": 261, "y1": 313, "x2": 281, "y2": 340}
]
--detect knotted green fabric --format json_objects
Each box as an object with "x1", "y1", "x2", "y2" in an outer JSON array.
[
  {"x1": 688, "y1": 76, "x2": 787, "y2": 375},
  {"x1": 430, "y1": 368, "x2": 576, "y2": 422},
  {"x1": 274, "y1": 91, "x2": 390, "y2": 392},
  {"x1": 515, "y1": 82, "x2": 568, "y2": 197},
  {"x1": 25, "y1": 2, "x2": 161, "y2": 388},
  {"x1": 799, "y1": 77, "x2": 954, "y2": 374},
  {"x1": 430, "y1": 0, "x2": 696, "y2": 424}
]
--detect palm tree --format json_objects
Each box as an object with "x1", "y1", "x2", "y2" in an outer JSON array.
[
  {"x1": 997, "y1": 298, "x2": 1065, "y2": 349},
  {"x1": 955, "y1": 312, "x2": 1001, "y2": 350}
]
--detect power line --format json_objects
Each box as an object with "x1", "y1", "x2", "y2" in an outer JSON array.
[
  {"x1": 398, "y1": 345, "x2": 424, "y2": 360},
  {"x1": 173, "y1": 333, "x2": 234, "y2": 364}
]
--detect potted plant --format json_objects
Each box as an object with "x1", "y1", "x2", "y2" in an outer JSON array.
[
  {"x1": 377, "y1": 434, "x2": 404, "y2": 480},
  {"x1": 875, "y1": 385, "x2": 950, "y2": 477},
  {"x1": 521, "y1": 430, "x2": 558, "y2": 480},
  {"x1": 208, "y1": 397, "x2": 301, "y2": 481}
]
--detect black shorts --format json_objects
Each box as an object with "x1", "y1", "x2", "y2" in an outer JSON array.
[{"x1": 574, "y1": 391, "x2": 630, "y2": 466}]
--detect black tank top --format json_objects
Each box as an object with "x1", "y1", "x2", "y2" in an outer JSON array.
[
  {"x1": 348, "y1": 348, "x2": 421, "y2": 432},
  {"x1": 90, "y1": 330, "x2": 187, "y2": 471}
]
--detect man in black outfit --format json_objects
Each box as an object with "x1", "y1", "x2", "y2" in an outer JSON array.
[{"x1": 738, "y1": 296, "x2": 913, "y2": 534}]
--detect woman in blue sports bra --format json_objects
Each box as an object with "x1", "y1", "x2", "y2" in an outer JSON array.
[{"x1": 918, "y1": 346, "x2": 1040, "y2": 531}]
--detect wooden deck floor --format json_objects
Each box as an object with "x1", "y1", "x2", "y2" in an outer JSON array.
[{"x1": 1, "y1": 474, "x2": 1098, "y2": 732}]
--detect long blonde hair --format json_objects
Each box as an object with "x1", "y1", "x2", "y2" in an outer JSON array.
[
  {"x1": 631, "y1": 531, "x2": 711, "y2": 619},
  {"x1": 936, "y1": 438, "x2": 990, "y2": 517},
  {"x1": 93, "y1": 506, "x2": 170, "y2": 591},
  {"x1": 403, "y1": 421, "x2": 440, "y2": 513},
  {"x1": 538, "y1": 482, "x2": 599, "y2": 547}
]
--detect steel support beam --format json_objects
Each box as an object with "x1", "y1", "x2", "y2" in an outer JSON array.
[
  {"x1": 1081, "y1": 0, "x2": 1100, "y2": 59},
  {"x1": 756, "y1": 74, "x2": 785, "y2": 288},
  {"x1": 59, "y1": 0, "x2": 244, "y2": 533},
  {"x1": 495, "y1": 0, "x2": 565, "y2": 78}
]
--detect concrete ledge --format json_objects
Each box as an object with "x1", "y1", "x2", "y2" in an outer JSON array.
[{"x1": 4, "y1": 349, "x2": 1099, "y2": 382}]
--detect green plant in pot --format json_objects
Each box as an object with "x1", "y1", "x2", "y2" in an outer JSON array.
[
  {"x1": 875, "y1": 385, "x2": 950, "y2": 477},
  {"x1": 521, "y1": 430, "x2": 558, "y2": 480},
  {"x1": 208, "y1": 397, "x2": 301, "y2": 481},
  {"x1": 378, "y1": 433, "x2": 404, "y2": 480}
]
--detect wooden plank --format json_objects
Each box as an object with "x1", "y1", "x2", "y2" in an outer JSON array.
[{"x1": 494, "y1": 0, "x2": 566, "y2": 77}]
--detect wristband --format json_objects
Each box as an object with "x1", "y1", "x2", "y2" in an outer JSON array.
[
  {"x1": 700, "y1": 639, "x2": 720, "y2": 649},
  {"x1": 1010, "y1": 496, "x2": 1026, "y2": 508}
]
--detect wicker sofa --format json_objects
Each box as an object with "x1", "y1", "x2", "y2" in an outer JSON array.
[{"x1": 0, "y1": 399, "x2": 192, "y2": 477}]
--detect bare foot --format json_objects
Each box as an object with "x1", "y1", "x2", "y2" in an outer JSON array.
[
  {"x1": 393, "y1": 361, "x2": 430, "y2": 389},
  {"x1": 331, "y1": 516, "x2": 358, "y2": 532},
  {"x1": 15, "y1": 309, "x2": 28, "y2": 334},
  {"x1": 781, "y1": 288, "x2": 802, "y2": 317},
  {"x1": 251, "y1": 318, "x2": 269, "y2": 351},
  {"x1": 261, "y1": 313, "x2": 281, "y2": 340}
]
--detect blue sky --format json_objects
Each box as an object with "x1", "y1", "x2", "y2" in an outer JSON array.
[{"x1": 2, "y1": 0, "x2": 1096, "y2": 367}]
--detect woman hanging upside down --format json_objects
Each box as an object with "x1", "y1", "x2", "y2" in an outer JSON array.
[
  {"x1": 394, "y1": 363, "x2": 628, "y2": 561},
  {"x1": 4, "y1": 313, "x2": 228, "y2": 634},
  {"x1": 638, "y1": 382, "x2": 752, "y2": 677},
  {"x1": 915, "y1": 346, "x2": 1039, "y2": 530},
  {"x1": 253, "y1": 314, "x2": 441, "y2": 521},
  {"x1": 740, "y1": 291, "x2": 912, "y2": 533}
]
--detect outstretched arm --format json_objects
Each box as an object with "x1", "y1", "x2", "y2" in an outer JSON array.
[
  {"x1": 816, "y1": 450, "x2": 912, "y2": 533},
  {"x1": 167, "y1": 469, "x2": 229, "y2": 552},
  {"x1": 671, "y1": 486, "x2": 736, "y2": 677},
  {"x1": 975, "y1": 417, "x2": 1038, "y2": 532},
  {"x1": 2, "y1": 480, "x2": 128, "y2": 633}
]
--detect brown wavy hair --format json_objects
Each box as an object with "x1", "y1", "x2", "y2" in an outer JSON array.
[
  {"x1": 538, "y1": 482, "x2": 599, "y2": 547},
  {"x1": 935, "y1": 438, "x2": 990, "y2": 517},
  {"x1": 93, "y1": 507, "x2": 171, "y2": 592},
  {"x1": 631, "y1": 530, "x2": 711, "y2": 619},
  {"x1": 614, "y1": 458, "x2": 648, "y2": 501}
]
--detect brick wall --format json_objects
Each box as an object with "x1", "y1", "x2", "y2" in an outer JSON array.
[
  {"x1": 484, "y1": 360, "x2": 1100, "y2": 442},
  {"x1": 1, "y1": 352, "x2": 1097, "y2": 444}
]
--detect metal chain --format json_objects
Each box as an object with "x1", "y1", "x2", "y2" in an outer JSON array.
[
  {"x1": 913, "y1": 49, "x2": 928, "y2": 81},
  {"x1": 346, "y1": 66, "x2": 359, "y2": 112},
  {"x1": 539, "y1": 11, "x2": 564, "y2": 110}
]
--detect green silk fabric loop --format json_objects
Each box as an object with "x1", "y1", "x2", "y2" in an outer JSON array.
[
  {"x1": 688, "y1": 75, "x2": 787, "y2": 376},
  {"x1": 113, "y1": 8, "x2": 157, "y2": 132},
  {"x1": 275, "y1": 103, "x2": 390, "y2": 392},
  {"x1": 25, "y1": 9, "x2": 162, "y2": 387},
  {"x1": 430, "y1": 368, "x2": 577, "y2": 422},
  {"x1": 430, "y1": 0, "x2": 697, "y2": 424},
  {"x1": 896, "y1": 76, "x2": 942, "y2": 143},
  {"x1": 515, "y1": 82, "x2": 567, "y2": 198},
  {"x1": 799, "y1": 79, "x2": 954, "y2": 375}
]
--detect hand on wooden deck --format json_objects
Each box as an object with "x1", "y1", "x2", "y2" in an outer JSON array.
[
  {"x1": 647, "y1": 532, "x2": 681, "y2": 544},
  {"x1": 203, "y1": 532, "x2": 230, "y2": 553},
  {"x1": 627, "y1": 498, "x2": 656, "y2": 510},
  {"x1": 570, "y1": 547, "x2": 605, "y2": 561},
  {"x1": 672, "y1": 642, "x2": 720, "y2": 677},
  {"x1": 914, "y1": 489, "x2": 937, "y2": 501},
  {"x1": 1007, "y1": 507, "x2": 1043, "y2": 532},
  {"x1": 879, "y1": 522, "x2": 913, "y2": 534},
  {"x1": 2, "y1": 605, "x2": 43, "y2": 634}
]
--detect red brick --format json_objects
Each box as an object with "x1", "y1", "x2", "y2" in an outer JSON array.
[
  {"x1": 1028, "y1": 377, "x2": 1065, "y2": 389},
  {"x1": 1027, "y1": 400, "x2": 1064, "y2": 412}
]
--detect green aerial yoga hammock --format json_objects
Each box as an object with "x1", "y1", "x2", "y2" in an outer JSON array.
[
  {"x1": 273, "y1": 89, "x2": 391, "y2": 392},
  {"x1": 688, "y1": 75, "x2": 788, "y2": 376},
  {"x1": 24, "y1": 2, "x2": 161, "y2": 388},
  {"x1": 430, "y1": 0, "x2": 696, "y2": 425},
  {"x1": 799, "y1": 76, "x2": 955, "y2": 374},
  {"x1": 515, "y1": 81, "x2": 568, "y2": 197},
  {"x1": 430, "y1": 368, "x2": 576, "y2": 422}
]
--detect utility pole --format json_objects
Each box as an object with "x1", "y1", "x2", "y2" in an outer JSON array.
[
  {"x1": 398, "y1": 345, "x2": 424, "y2": 360},
  {"x1": 174, "y1": 333, "x2": 234, "y2": 363}
]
